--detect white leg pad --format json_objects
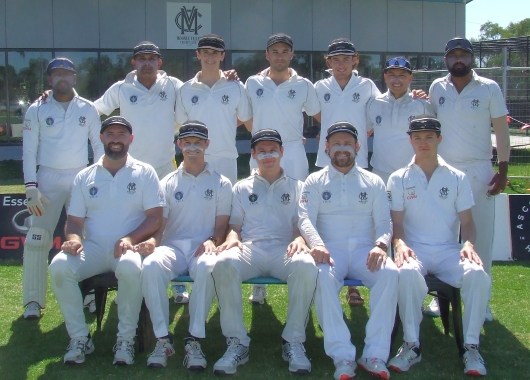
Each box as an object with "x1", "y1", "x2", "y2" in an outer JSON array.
[{"x1": 23, "y1": 227, "x2": 52, "y2": 308}]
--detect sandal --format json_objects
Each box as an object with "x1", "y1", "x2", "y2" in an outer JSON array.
[{"x1": 346, "y1": 286, "x2": 364, "y2": 306}]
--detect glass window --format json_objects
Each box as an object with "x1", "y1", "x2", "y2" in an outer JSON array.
[
  {"x1": 418, "y1": 55, "x2": 445, "y2": 70},
  {"x1": 56, "y1": 51, "x2": 99, "y2": 101},
  {"x1": 232, "y1": 52, "x2": 268, "y2": 83},
  {"x1": 291, "y1": 52, "x2": 311, "y2": 80},
  {"x1": 358, "y1": 54, "x2": 384, "y2": 91},
  {"x1": 0, "y1": 52, "x2": 7, "y2": 141},
  {"x1": 160, "y1": 50, "x2": 188, "y2": 81},
  {"x1": 99, "y1": 51, "x2": 132, "y2": 96}
]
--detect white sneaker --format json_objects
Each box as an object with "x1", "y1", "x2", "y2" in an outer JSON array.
[
  {"x1": 83, "y1": 294, "x2": 96, "y2": 314},
  {"x1": 357, "y1": 357, "x2": 390, "y2": 380},
  {"x1": 484, "y1": 305, "x2": 493, "y2": 322},
  {"x1": 113, "y1": 338, "x2": 135, "y2": 365},
  {"x1": 424, "y1": 297, "x2": 441, "y2": 318},
  {"x1": 23, "y1": 301, "x2": 41, "y2": 319},
  {"x1": 147, "y1": 336, "x2": 175, "y2": 368},
  {"x1": 213, "y1": 337, "x2": 249, "y2": 375},
  {"x1": 172, "y1": 284, "x2": 190, "y2": 304},
  {"x1": 463, "y1": 344, "x2": 487, "y2": 376},
  {"x1": 64, "y1": 336, "x2": 95, "y2": 364},
  {"x1": 388, "y1": 342, "x2": 421, "y2": 372},
  {"x1": 248, "y1": 285, "x2": 267, "y2": 304},
  {"x1": 334, "y1": 360, "x2": 356, "y2": 380},
  {"x1": 183, "y1": 338, "x2": 207, "y2": 370},
  {"x1": 282, "y1": 342, "x2": 311, "y2": 374}
]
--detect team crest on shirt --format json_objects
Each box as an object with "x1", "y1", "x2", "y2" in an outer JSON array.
[
  {"x1": 256, "y1": 88, "x2": 264, "y2": 98},
  {"x1": 130, "y1": 95, "x2": 137, "y2": 104},
  {"x1": 300, "y1": 191, "x2": 309, "y2": 204},
  {"x1": 322, "y1": 191, "x2": 332, "y2": 202},
  {"x1": 376, "y1": 116, "x2": 382, "y2": 125},
  {"x1": 204, "y1": 189, "x2": 214, "y2": 200},
  {"x1": 471, "y1": 99, "x2": 480, "y2": 108},
  {"x1": 324, "y1": 93, "x2": 331, "y2": 102},
  {"x1": 408, "y1": 115, "x2": 415, "y2": 123},
  {"x1": 359, "y1": 192, "x2": 368, "y2": 204},
  {"x1": 439, "y1": 187, "x2": 449, "y2": 199},
  {"x1": 221, "y1": 95, "x2": 229, "y2": 105},
  {"x1": 249, "y1": 193, "x2": 258, "y2": 204},
  {"x1": 281, "y1": 193, "x2": 290, "y2": 205},
  {"x1": 439, "y1": 97, "x2": 445, "y2": 105},
  {"x1": 127, "y1": 182, "x2": 136, "y2": 194},
  {"x1": 191, "y1": 95, "x2": 199, "y2": 104},
  {"x1": 78, "y1": 116, "x2": 86, "y2": 127},
  {"x1": 159, "y1": 91, "x2": 167, "y2": 101},
  {"x1": 288, "y1": 89, "x2": 296, "y2": 99},
  {"x1": 406, "y1": 187, "x2": 417, "y2": 200},
  {"x1": 89, "y1": 186, "x2": 98, "y2": 198},
  {"x1": 175, "y1": 191, "x2": 184, "y2": 202},
  {"x1": 45, "y1": 117, "x2": 54, "y2": 126},
  {"x1": 352, "y1": 93, "x2": 360, "y2": 103},
  {"x1": 24, "y1": 119, "x2": 31, "y2": 131}
]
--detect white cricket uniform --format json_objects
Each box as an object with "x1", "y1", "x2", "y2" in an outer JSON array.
[
  {"x1": 387, "y1": 156, "x2": 490, "y2": 344},
  {"x1": 314, "y1": 73, "x2": 380, "y2": 169},
  {"x1": 22, "y1": 90, "x2": 104, "y2": 307},
  {"x1": 429, "y1": 70, "x2": 508, "y2": 275},
  {"x1": 142, "y1": 164, "x2": 232, "y2": 339},
  {"x1": 367, "y1": 91, "x2": 434, "y2": 184},
  {"x1": 176, "y1": 72, "x2": 252, "y2": 184},
  {"x1": 245, "y1": 68, "x2": 320, "y2": 180},
  {"x1": 213, "y1": 171, "x2": 318, "y2": 346},
  {"x1": 94, "y1": 70, "x2": 183, "y2": 178},
  {"x1": 49, "y1": 155, "x2": 164, "y2": 340},
  {"x1": 298, "y1": 164, "x2": 398, "y2": 364}
]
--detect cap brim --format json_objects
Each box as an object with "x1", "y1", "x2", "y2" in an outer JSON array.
[
  {"x1": 179, "y1": 132, "x2": 208, "y2": 139},
  {"x1": 327, "y1": 51, "x2": 357, "y2": 57},
  {"x1": 134, "y1": 50, "x2": 161, "y2": 56},
  {"x1": 198, "y1": 46, "x2": 225, "y2": 52},
  {"x1": 384, "y1": 66, "x2": 412, "y2": 73}
]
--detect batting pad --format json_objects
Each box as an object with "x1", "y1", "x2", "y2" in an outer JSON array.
[{"x1": 23, "y1": 227, "x2": 52, "y2": 308}]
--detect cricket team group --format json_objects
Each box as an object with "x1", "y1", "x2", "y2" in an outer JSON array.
[{"x1": 20, "y1": 32, "x2": 509, "y2": 380}]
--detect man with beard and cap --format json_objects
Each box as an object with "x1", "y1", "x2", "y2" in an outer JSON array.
[
  {"x1": 427, "y1": 37, "x2": 510, "y2": 321},
  {"x1": 298, "y1": 122, "x2": 398, "y2": 380},
  {"x1": 48, "y1": 116, "x2": 165, "y2": 366},
  {"x1": 21, "y1": 57, "x2": 104, "y2": 319}
]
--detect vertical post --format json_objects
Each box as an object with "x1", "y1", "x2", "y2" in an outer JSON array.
[{"x1": 501, "y1": 46, "x2": 508, "y2": 98}]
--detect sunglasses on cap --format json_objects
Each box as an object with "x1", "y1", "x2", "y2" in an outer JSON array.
[
  {"x1": 46, "y1": 58, "x2": 76, "y2": 75},
  {"x1": 384, "y1": 58, "x2": 412, "y2": 72}
]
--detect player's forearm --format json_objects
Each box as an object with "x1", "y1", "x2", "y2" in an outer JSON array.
[
  {"x1": 492, "y1": 116, "x2": 510, "y2": 163},
  {"x1": 460, "y1": 219, "x2": 477, "y2": 246},
  {"x1": 391, "y1": 224, "x2": 407, "y2": 248},
  {"x1": 65, "y1": 217, "x2": 84, "y2": 243},
  {"x1": 123, "y1": 208, "x2": 163, "y2": 245},
  {"x1": 298, "y1": 218, "x2": 324, "y2": 249}
]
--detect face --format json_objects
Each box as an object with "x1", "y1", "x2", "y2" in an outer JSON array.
[
  {"x1": 177, "y1": 136, "x2": 209, "y2": 160},
  {"x1": 48, "y1": 68, "x2": 76, "y2": 95},
  {"x1": 266, "y1": 43, "x2": 294, "y2": 73},
  {"x1": 196, "y1": 48, "x2": 225, "y2": 69},
  {"x1": 100, "y1": 124, "x2": 133, "y2": 160},
  {"x1": 409, "y1": 130, "x2": 442, "y2": 158},
  {"x1": 326, "y1": 55, "x2": 357, "y2": 81},
  {"x1": 444, "y1": 49, "x2": 473, "y2": 77},
  {"x1": 251, "y1": 140, "x2": 283, "y2": 171},
  {"x1": 325, "y1": 132, "x2": 360, "y2": 169},
  {"x1": 384, "y1": 68, "x2": 412, "y2": 97},
  {"x1": 132, "y1": 53, "x2": 162, "y2": 82}
]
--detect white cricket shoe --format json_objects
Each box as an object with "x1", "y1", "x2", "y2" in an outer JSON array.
[
  {"x1": 23, "y1": 301, "x2": 41, "y2": 319},
  {"x1": 113, "y1": 338, "x2": 135, "y2": 365},
  {"x1": 388, "y1": 342, "x2": 421, "y2": 372},
  {"x1": 83, "y1": 294, "x2": 96, "y2": 314},
  {"x1": 147, "y1": 336, "x2": 175, "y2": 368},
  {"x1": 172, "y1": 284, "x2": 190, "y2": 304},
  {"x1": 463, "y1": 344, "x2": 487, "y2": 376},
  {"x1": 484, "y1": 305, "x2": 493, "y2": 322},
  {"x1": 357, "y1": 357, "x2": 390, "y2": 380},
  {"x1": 282, "y1": 342, "x2": 311, "y2": 374},
  {"x1": 424, "y1": 297, "x2": 441, "y2": 318},
  {"x1": 64, "y1": 336, "x2": 95, "y2": 364},
  {"x1": 334, "y1": 360, "x2": 356, "y2": 380},
  {"x1": 213, "y1": 337, "x2": 249, "y2": 375},
  {"x1": 248, "y1": 285, "x2": 267, "y2": 304},
  {"x1": 183, "y1": 338, "x2": 207, "y2": 370}
]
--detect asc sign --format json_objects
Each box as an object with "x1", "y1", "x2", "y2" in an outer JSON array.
[{"x1": 167, "y1": 2, "x2": 212, "y2": 49}]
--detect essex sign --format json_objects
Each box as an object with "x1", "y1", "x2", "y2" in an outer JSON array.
[{"x1": 167, "y1": 3, "x2": 212, "y2": 49}]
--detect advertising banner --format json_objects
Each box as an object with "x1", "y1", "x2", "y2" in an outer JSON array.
[{"x1": 509, "y1": 194, "x2": 530, "y2": 260}]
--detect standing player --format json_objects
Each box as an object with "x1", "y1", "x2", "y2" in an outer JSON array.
[
  {"x1": 22, "y1": 58, "x2": 104, "y2": 319},
  {"x1": 176, "y1": 34, "x2": 251, "y2": 185},
  {"x1": 139, "y1": 121, "x2": 232, "y2": 369},
  {"x1": 212, "y1": 129, "x2": 318, "y2": 375},
  {"x1": 386, "y1": 117, "x2": 490, "y2": 376},
  {"x1": 429, "y1": 37, "x2": 510, "y2": 320},
  {"x1": 298, "y1": 122, "x2": 398, "y2": 380},
  {"x1": 49, "y1": 116, "x2": 164, "y2": 365}
]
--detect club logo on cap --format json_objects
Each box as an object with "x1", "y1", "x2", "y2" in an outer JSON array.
[
  {"x1": 175, "y1": 191, "x2": 184, "y2": 201},
  {"x1": 46, "y1": 117, "x2": 54, "y2": 126},
  {"x1": 352, "y1": 93, "x2": 360, "y2": 103},
  {"x1": 287, "y1": 89, "x2": 296, "y2": 99},
  {"x1": 192, "y1": 95, "x2": 199, "y2": 104},
  {"x1": 159, "y1": 91, "x2": 167, "y2": 101},
  {"x1": 78, "y1": 116, "x2": 86, "y2": 127},
  {"x1": 256, "y1": 88, "x2": 264, "y2": 98},
  {"x1": 130, "y1": 95, "x2": 137, "y2": 104},
  {"x1": 324, "y1": 93, "x2": 331, "y2": 102},
  {"x1": 221, "y1": 95, "x2": 229, "y2": 105}
]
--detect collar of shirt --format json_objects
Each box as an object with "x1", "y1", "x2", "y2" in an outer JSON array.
[
  {"x1": 45, "y1": 88, "x2": 79, "y2": 105},
  {"x1": 385, "y1": 89, "x2": 412, "y2": 104},
  {"x1": 251, "y1": 168, "x2": 287, "y2": 187},
  {"x1": 327, "y1": 162, "x2": 359, "y2": 178},
  {"x1": 444, "y1": 69, "x2": 479, "y2": 87},
  {"x1": 260, "y1": 67, "x2": 299, "y2": 83},
  {"x1": 190, "y1": 70, "x2": 227, "y2": 89},
  {"x1": 407, "y1": 154, "x2": 451, "y2": 172},
  {"x1": 127, "y1": 70, "x2": 167, "y2": 86},
  {"x1": 176, "y1": 162, "x2": 212, "y2": 178},
  {"x1": 95, "y1": 154, "x2": 137, "y2": 169}
]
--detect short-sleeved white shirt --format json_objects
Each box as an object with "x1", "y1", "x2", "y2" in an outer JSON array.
[
  {"x1": 245, "y1": 68, "x2": 320, "y2": 142},
  {"x1": 298, "y1": 164, "x2": 391, "y2": 248},
  {"x1": 22, "y1": 90, "x2": 104, "y2": 183},
  {"x1": 68, "y1": 155, "x2": 165, "y2": 245},
  {"x1": 160, "y1": 163, "x2": 232, "y2": 248},
  {"x1": 367, "y1": 91, "x2": 434, "y2": 174},
  {"x1": 429, "y1": 70, "x2": 508, "y2": 166},
  {"x1": 314, "y1": 74, "x2": 380, "y2": 168},
  {"x1": 94, "y1": 71, "x2": 183, "y2": 168},
  {"x1": 387, "y1": 156, "x2": 474, "y2": 245},
  {"x1": 176, "y1": 72, "x2": 251, "y2": 159},
  {"x1": 230, "y1": 171, "x2": 302, "y2": 243}
]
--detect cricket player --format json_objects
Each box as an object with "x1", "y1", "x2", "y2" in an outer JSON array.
[
  {"x1": 428, "y1": 37, "x2": 510, "y2": 321},
  {"x1": 386, "y1": 117, "x2": 490, "y2": 376},
  {"x1": 139, "y1": 121, "x2": 232, "y2": 369},
  {"x1": 22, "y1": 57, "x2": 104, "y2": 319},
  {"x1": 176, "y1": 34, "x2": 251, "y2": 185},
  {"x1": 212, "y1": 129, "x2": 318, "y2": 375},
  {"x1": 299, "y1": 122, "x2": 398, "y2": 380},
  {"x1": 49, "y1": 116, "x2": 164, "y2": 365}
]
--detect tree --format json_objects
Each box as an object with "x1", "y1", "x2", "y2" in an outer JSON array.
[{"x1": 478, "y1": 18, "x2": 530, "y2": 40}]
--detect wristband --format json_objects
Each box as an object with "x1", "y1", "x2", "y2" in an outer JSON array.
[
  {"x1": 375, "y1": 241, "x2": 388, "y2": 251},
  {"x1": 207, "y1": 236, "x2": 218, "y2": 245}
]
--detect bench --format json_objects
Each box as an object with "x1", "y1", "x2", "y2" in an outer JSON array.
[{"x1": 172, "y1": 275, "x2": 363, "y2": 287}]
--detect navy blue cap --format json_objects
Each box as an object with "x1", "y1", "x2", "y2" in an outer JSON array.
[
  {"x1": 198, "y1": 34, "x2": 225, "y2": 52},
  {"x1": 101, "y1": 116, "x2": 133, "y2": 134},
  {"x1": 326, "y1": 121, "x2": 358, "y2": 140},
  {"x1": 327, "y1": 39, "x2": 357, "y2": 57},
  {"x1": 179, "y1": 120, "x2": 208, "y2": 139},
  {"x1": 46, "y1": 58, "x2": 76, "y2": 75},
  {"x1": 267, "y1": 33, "x2": 293, "y2": 49},
  {"x1": 384, "y1": 57, "x2": 412, "y2": 73},
  {"x1": 133, "y1": 41, "x2": 161, "y2": 57},
  {"x1": 251, "y1": 129, "x2": 283, "y2": 148},
  {"x1": 444, "y1": 37, "x2": 473, "y2": 56},
  {"x1": 407, "y1": 117, "x2": 441, "y2": 135}
]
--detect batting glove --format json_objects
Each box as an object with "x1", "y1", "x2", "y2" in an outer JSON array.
[{"x1": 25, "y1": 185, "x2": 50, "y2": 216}]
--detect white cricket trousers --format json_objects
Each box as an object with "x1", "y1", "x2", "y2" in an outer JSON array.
[
  {"x1": 49, "y1": 239, "x2": 143, "y2": 340},
  {"x1": 250, "y1": 140, "x2": 309, "y2": 181},
  {"x1": 142, "y1": 242, "x2": 217, "y2": 339},
  {"x1": 314, "y1": 240, "x2": 399, "y2": 365},
  {"x1": 212, "y1": 240, "x2": 318, "y2": 346},
  {"x1": 398, "y1": 242, "x2": 490, "y2": 345},
  {"x1": 205, "y1": 155, "x2": 237, "y2": 185}
]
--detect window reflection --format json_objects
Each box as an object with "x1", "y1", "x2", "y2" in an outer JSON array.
[
  {"x1": 99, "y1": 52, "x2": 132, "y2": 95},
  {"x1": 160, "y1": 50, "x2": 187, "y2": 81}
]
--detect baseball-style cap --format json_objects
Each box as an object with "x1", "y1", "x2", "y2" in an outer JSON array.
[
  {"x1": 198, "y1": 34, "x2": 225, "y2": 52},
  {"x1": 46, "y1": 58, "x2": 76, "y2": 75},
  {"x1": 327, "y1": 39, "x2": 357, "y2": 57},
  {"x1": 250, "y1": 129, "x2": 283, "y2": 148},
  {"x1": 444, "y1": 37, "x2": 473, "y2": 56},
  {"x1": 133, "y1": 41, "x2": 161, "y2": 57},
  {"x1": 267, "y1": 33, "x2": 293, "y2": 49},
  {"x1": 407, "y1": 117, "x2": 441, "y2": 135},
  {"x1": 384, "y1": 57, "x2": 412, "y2": 73},
  {"x1": 326, "y1": 121, "x2": 358, "y2": 140},
  {"x1": 101, "y1": 116, "x2": 133, "y2": 134},
  {"x1": 178, "y1": 120, "x2": 208, "y2": 139}
]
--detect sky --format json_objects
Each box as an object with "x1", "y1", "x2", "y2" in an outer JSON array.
[{"x1": 466, "y1": 0, "x2": 530, "y2": 39}]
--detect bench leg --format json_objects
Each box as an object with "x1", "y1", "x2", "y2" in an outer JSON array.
[
  {"x1": 95, "y1": 287, "x2": 108, "y2": 330},
  {"x1": 451, "y1": 289, "x2": 465, "y2": 357}
]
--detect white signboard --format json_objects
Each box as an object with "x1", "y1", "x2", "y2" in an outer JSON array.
[{"x1": 167, "y1": 3, "x2": 212, "y2": 49}]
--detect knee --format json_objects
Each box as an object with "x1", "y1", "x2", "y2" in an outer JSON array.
[
  {"x1": 116, "y1": 251, "x2": 142, "y2": 278},
  {"x1": 49, "y1": 253, "x2": 69, "y2": 279},
  {"x1": 465, "y1": 266, "x2": 491, "y2": 288},
  {"x1": 142, "y1": 254, "x2": 163, "y2": 276},
  {"x1": 293, "y1": 255, "x2": 318, "y2": 278},
  {"x1": 212, "y1": 254, "x2": 236, "y2": 277}
]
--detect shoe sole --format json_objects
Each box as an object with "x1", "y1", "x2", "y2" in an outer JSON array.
[
  {"x1": 114, "y1": 360, "x2": 134, "y2": 365},
  {"x1": 465, "y1": 369, "x2": 487, "y2": 377},
  {"x1": 64, "y1": 359, "x2": 84, "y2": 364},
  {"x1": 147, "y1": 363, "x2": 166, "y2": 369},
  {"x1": 174, "y1": 297, "x2": 189, "y2": 304},
  {"x1": 358, "y1": 363, "x2": 389, "y2": 380},
  {"x1": 24, "y1": 315, "x2": 40, "y2": 320},
  {"x1": 388, "y1": 356, "x2": 421, "y2": 372},
  {"x1": 187, "y1": 365, "x2": 206, "y2": 371},
  {"x1": 338, "y1": 375, "x2": 355, "y2": 380},
  {"x1": 248, "y1": 299, "x2": 265, "y2": 304}
]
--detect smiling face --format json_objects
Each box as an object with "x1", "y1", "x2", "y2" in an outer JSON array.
[
  {"x1": 132, "y1": 53, "x2": 162, "y2": 83},
  {"x1": 196, "y1": 48, "x2": 225, "y2": 70},
  {"x1": 409, "y1": 130, "x2": 442, "y2": 159},
  {"x1": 325, "y1": 132, "x2": 359, "y2": 170},
  {"x1": 100, "y1": 124, "x2": 133, "y2": 160},
  {"x1": 177, "y1": 136, "x2": 209, "y2": 161},
  {"x1": 251, "y1": 140, "x2": 283, "y2": 171},
  {"x1": 326, "y1": 54, "x2": 358, "y2": 81},
  {"x1": 384, "y1": 68, "x2": 413, "y2": 98},
  {"x1": 48, "y1": 68, "x2": 76, "y2": 96},
  {"x1": 266, "y1": 42, "x2": 294, "y2": 73}
]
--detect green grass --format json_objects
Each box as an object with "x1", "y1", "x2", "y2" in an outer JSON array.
[{"x1": 0, "y1": 262, "x2": 528, "y2": 379}]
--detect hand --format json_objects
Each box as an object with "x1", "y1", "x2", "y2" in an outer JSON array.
[
  {"x1": 366, "y1": 246, "x2": 387, "y2": 272},
  {"x1": 302, "y1": 137, "x2": 307, "y2": 145},
  {"x1": 460, "y1": 241, "x2": 483, "y2": 266},
  {"x1": 217, "y1": 238, "x2": 243, "y2": 253},
  {"x1": 61, "y1": 240, "x2": 83, "y2": 256},
  {"x1": 411, "y1": 89, "x2": 428, "y2": 99},
  {"x1": 224, "y1": 69, "x2": 240, "y2": 81},
  {"x1": 194, "y1": 239, "x2": 218, "y2": 256},
  {"x1": 36, "y1": 89, "x2": 51, "y2": 102},
  {"x1": 316, "y1": 133, "x2": 320, "y2": 143},
  {"x1": 114, "y1": 237, "x2": 134, "y2": 258},
  {"x1": 367, "y1": 128, "x2": 374, "y2": 137},
  {"x1": 309, "y1": 245, "x2": 334, "y2": 266},
  {"x1": 487, "y1": 172, "x2": 507, "y2": 196},
  {"x1": 286, "y1": 237, "x2": 309, "y2": 257},
  {"x1": 133, "y1": 239, "x2": 156, "y2": 256},
  {"x1": 26, "y1": 187, "x2": 50, "y2": 216},
  {"x1": 393, "y1": 240, "x2": 416, "y2": 268}
]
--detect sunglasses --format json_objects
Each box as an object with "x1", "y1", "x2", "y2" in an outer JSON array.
[
  {"x1": 47, "y1": 59, "x2": 75, "y2": 75},
  {"x1": 385, "y1": 58, "x2": 412, "y2": 71}
]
